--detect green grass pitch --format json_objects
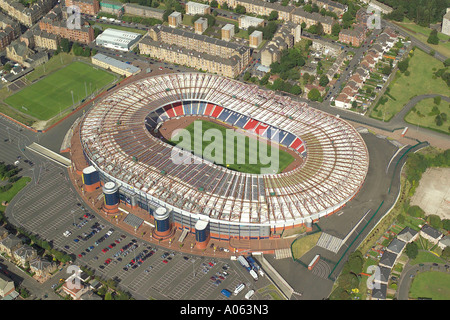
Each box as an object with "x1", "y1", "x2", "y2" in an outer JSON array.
[
  {"x1": 170, "y1": 120, "x2": 296, "y2": 174},
  {"x1": 5, "y1": 61, "x2": 116, "y2": 121}
]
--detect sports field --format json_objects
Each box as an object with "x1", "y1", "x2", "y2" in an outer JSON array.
[
  {"x1": 170, "y1": 120, "x2": 296, "y2": 174},
  {"x1": 409, "y1": 271, "x2": 450, "y2": 300},
  {"x1": 4, "y1": 61, "x2": 116, "y2": 121}
]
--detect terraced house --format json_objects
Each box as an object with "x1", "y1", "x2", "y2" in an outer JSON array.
[
  {"x1": 0, "y1": 0, "x2": 57, "y2": 27},
  {"x1": 0, "y1": 12, "x2": 20, "y2": 51}
]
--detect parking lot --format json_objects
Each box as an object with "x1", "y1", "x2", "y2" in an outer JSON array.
[{"x1": 0, "y1": 129, "x2": 280, "y2": 300}]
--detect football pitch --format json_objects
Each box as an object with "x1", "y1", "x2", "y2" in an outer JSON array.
[
  {"x1": 170, "y1": 120, "x2": 296, "y2": 174},
  {"x1": 4, "y1": 61, "x2": 117, "y2": 121}
]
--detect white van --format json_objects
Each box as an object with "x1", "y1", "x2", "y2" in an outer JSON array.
[
  {"x1": 245, "y1": 290, "x2": 255, "y2": 300},
  {"x1": 233, "y1": 283, "x2": 245, "y2": 296}
]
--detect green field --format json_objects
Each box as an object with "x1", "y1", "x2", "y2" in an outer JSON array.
[
  {"x1": 395, "y1": 19, "x2": 450, "y2": 58},
  {"x1": 4, "y1": 61, "x2": 116, "y2": 121},
  {"x1": 170, "y1": 120, "x2": 296, "y2": 174},
  {"x1": 370, "y1": 48, "x2": 450, "y2": 121},
  {"x1": 404, "y1": 98, "x2": 450, "y2": 134},
  {"x1": 409, "y1": 271, "x2": 450, "y2": 300}
]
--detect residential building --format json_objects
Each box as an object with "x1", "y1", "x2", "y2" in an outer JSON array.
[
  {"x1": 386, "y1": 238, "x2": 406, "y2": 255},
  {"x1": 139, "y1": 36, "x2": 242, "y2": 78},
  {"x1": 146, "y1": 24, "x2": 250, "y2": 69},
  {"x1": 378, "y1": 250, "x2": 398, "y2": 269},
  {"x1": 92, "y1": 53, "x2": 141, "y2": 77},
  {"x1": 221, "y1": 24, "x2": 235, "y2": 41},
  {"x1": 168, "y1": 11, "x2": 182, "y2": 28},
  {"x1": 420, "y1": 224, "x2": 443, "y2": 244},
  {"x1": 62, "y1": 280, "x2": 89, "y2": 300},
  {"x1": 29, "y1": 257, "x2": 57, "y2": 278},
  {"x1": 396, "y1": 227, "x2": 418, "y2": 243},
  {"x1": 123, "y1": 3, "x2": 164, "y2": 20},
  {"x1": 0, "y1": 227, "x2": 8, "y2": 240},
  {"x1": 33, "y1": 28, "x2": 60, "y2": 50},
  {"x1": 0, "y1": 234, "x2": 23, "y2": 257},
  {"x1": 185, "y1": 1, "x2": 210, "y2": 15},
  {"x1": 311, "y1": 38, "x2": 341, "y2": 56},
  {"x1": 310, "y1": 0, "x2": 347, "y2": 16},
  {"x1": 249, "y1": 30, "x2": 262, "y2": 48},
  {"x1": 194, "y1": 17, "x2": 208, "y2": 34},
  {"x1": 81, "y1": 291, "x2": 102, "y2": 300},
  {"x1": 442, "y1": 8, "x2": 450, "y2": 36},
  {"x1": 65, "y1": 0, "x2": 100, "y2": 15},
  {"x1": 13, "y1": 245, "x2": 37, "y2": 267},
  {"x1": 39, "y1": 14, "x2": 95, "y2": 45},
  {"x1": 0, "y1": 273, "x2": 15, "y2": 298},
  {"x1": 364, "y1": 0, "x2": 393, "y2": 15},
  {"x1": 371, "y1": 283, "x2": 387, "y2": 300},
  {"x1": 291, "y1": 8, "x2": 335, "y2": 34},
  {"x1": 95, "y1": 28, "x2": 142, "y2": 51},
  {"x1": 374, "y1": 266, "x2": 391, "y2": 285},
  {"x1": 0, "y1": 0, "x2": 57, "y2": 27},
  {"x1": 0, "y1": 12, "x2": 20, "y2": 52},
  {"x1": 99, "y1": 0, "x2": 124, "y2": 15},
  {"x1": 339, "y1": 26, "x2": 366, "y2": 47},
  {"x1": 260, "y1": 23, "x2": 298, "y2": 67},
  {"x1": 238, "y1": 15, "x2": 264, "y2": 30},
  {"x1": 438, "y1": 235, "x2": 450, "y2": 250}
]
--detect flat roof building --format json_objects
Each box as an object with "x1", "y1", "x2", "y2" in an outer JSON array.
[
  {"x1": 238, "y1": 15, "x2": 264, "y2": 30},
  {"x1": 92, "y1": 53, "x2": 141, "y2": 77},
  {"x1": 249, "y1": 30, "x2": 262, "y2": 48},
  {"x1": 95, "y1": 28, "x2": 142, "y2": 51},
  {"x1": 185, "y1": 1, "x2": 210, "y2": 15},
  {"x1": 221, "y1": 24, "x2": 235, "y2": 41},
  {"x1": 168, "y1": 11, "x2": 182, "y2": 28}
]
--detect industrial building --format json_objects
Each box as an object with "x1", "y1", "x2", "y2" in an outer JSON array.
[{"x1": 95, "y1": 28, "x2": 142, "y2": 51}]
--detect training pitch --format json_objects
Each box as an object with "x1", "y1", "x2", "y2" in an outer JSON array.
[{"x1": 4, "y1": 61, "x2": 116, "y2": 121}]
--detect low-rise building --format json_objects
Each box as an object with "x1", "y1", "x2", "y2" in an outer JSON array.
[
  {"x1": 339, "y1": 26, "x2": 366, "y2": 47},
  {"x1": 442, "y1": 8, "x2": 450, "y2": 36},
  {"x1": 438, "y1": 235, "x2": 450, "y2": 250},
  {"x1": 13, "y1": 245, "x2": 37, "y2": 267},
  {"x1": 123, "y1": 3, "x2": 164, "y2": 20},
  {"x1": 0, "y1": 234, "x2": 23, "y2": 257},
  {"x1": 99, "y1": 0, "x2": 124, "y2": 15},
  {"x1": 420, "y1": 224, "x2": 443, "y2": 245},
  {"x1": 238, "y1": 15, "x2": 264, "y2": 30},
  {"x1": 0, "y1": 273, "x2": 15, "y2": 298},
  {"x1": 92, "y1": 53, "x2": 141, "y2": 77},
  {"x1": 29, "y1": 257, "x2": 57, "y2": 278},
  {"x1": 378, "y1": 250, "x2": 398, "y2": 269},
  {"x1": 95, "y1": 28, "x2": 142, "y2": 51},
  {"x1": 396, "y1": 227, "x2": 419, "y2": 243},
  {"x1": 291, "y1": 8, "x2": 335, "y2": 35}
]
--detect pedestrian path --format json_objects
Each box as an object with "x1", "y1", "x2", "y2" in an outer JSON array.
[
  {"x1": 274, "y1": 248, "x2": 292, "y2": 259},
  {"x1": 316, "y1": 233, "x2": 343, "y2": 254}
]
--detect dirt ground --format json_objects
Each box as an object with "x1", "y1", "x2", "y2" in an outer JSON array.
[
  {"x1": 410, "y1": 167, "x2": 450, "y2": 219},
  {"x1": 156, "y1": 115, "x2": 304, "y2": 173}
]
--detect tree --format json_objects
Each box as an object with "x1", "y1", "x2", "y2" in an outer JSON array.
[
  {"x1": 235, "y1": 4, "x2": 246, "y2": 14},
  {"x1": 433, "y1": 96, "x2": 441, "y2": 105},
  {"x1": 407, "y1": 205, "x2": 425, "y2": 218},
  {"x1": 319, "y1": 74, "x2": 329, "y2": 87},
  {"x1": 332, "y1": 23, "x2": 341, "y2": 37},
  {"x1": 290, "y1": 85, "x2": 302, "y2": 95},
  {"x1": 268, "y1": 10, "x2": 278, "y2": 21},
  {"x1": 243, "y1": 71, "x2": 251, "y2": 81},
  {"x1": 442, "y1": 246, "x2": 450, "y2": 260},
  {"x1": 398, "y1": 58, "x2": 409, "y2": 73},
  {"x1": 442, "y1": 219, "x2": 450, "y2": 232},
  {"x1": 405, "y1": 242, "x2": 419, "y2": 260},
  {"x1": 427, "y1": 29, "x2": 439, "y2": 45},
  {"x1": 427, "y1": 215, "x2": 442, "y2": 229},
  {"x1": 105, "y1": 292, "x2": 113, "y2": 300},
  {"x1": 210, "y1": 0, "x2": 218, "y2": 8},
  {"x1": 60, "y1": 38, "x2": 71, "y2": 53},
  {"x1": 444, "y1": 58, "x2": 450, "y2": 67},
  {"x1": 308, "y1": 88, "x2": 321, "y2": 101}
]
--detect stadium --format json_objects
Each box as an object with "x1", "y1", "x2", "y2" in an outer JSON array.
[{"x1": 72, "y1": 72, "x2": 369, "y2": 248}]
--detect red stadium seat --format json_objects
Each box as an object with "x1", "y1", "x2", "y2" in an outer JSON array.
[
  {"x1": 164, "y1": 105, "x2": 176, "y2": 118},
  {"x1": 244, "y1": 119, "x2": 259, "y2": 130},
  {"x1": 211, "y1": 105, "x2": 223, "y2": 118},
  {"x1": 204, "y1": 103, "x2": 215, "y2": 116}
]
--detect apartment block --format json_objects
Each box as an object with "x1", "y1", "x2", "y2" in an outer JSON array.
[
  {"x1": 168, "y1": 11, "x2": 182, "y2": 28},
  {"x1": 65, "y1": 0, "x2": 100, "y2": 15},
  {"x1": 249, "y1": 30, "x2": 262, "y2": 48},
  {"x1": 238, "y1": 15, "x2": 264, "y2": 30},
  {"x1": 221, "y1": 24, "x2": 235, "y2": 41},
  {"x1": 0, "y1": 0, "x2": 57, "y2": 27},
  {"x1": 194, "y1": 17, "x2": 208, "y2": 34},
  {"x1": 185, "y1": 1, "x2": 211, "y2": 15}
]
